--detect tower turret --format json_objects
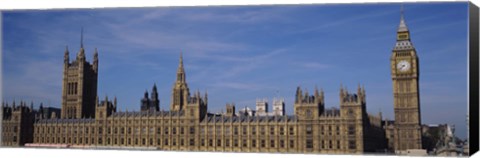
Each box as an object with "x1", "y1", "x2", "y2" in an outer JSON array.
[
  {"x1": 64, "y1": 46, "x2": 69, "y2": 64},
  {"x1": 150, "y1": 84, "x2": 160, "y2": 111},
  {"x1": 171, "y1": 52, "x2": 190, "y2": 112},
  {"x1": 93, "y1": 48, "x2": 98, "y2": 73},
  {"x1": 294, "y1": 86, "x2": 325, "y2": 119}
]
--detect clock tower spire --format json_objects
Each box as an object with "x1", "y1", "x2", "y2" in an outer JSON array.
[{"x1": 390, "y1": 4, "x2": 422, "y2": 151}]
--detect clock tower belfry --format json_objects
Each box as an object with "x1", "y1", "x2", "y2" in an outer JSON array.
[{"x1": 390, "y1": 6, "x2": 422, "y2": 151}]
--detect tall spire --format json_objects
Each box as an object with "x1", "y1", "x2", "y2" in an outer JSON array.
[
  {"x1": 394, "y1": 4, "x2": 413, "y2": 50},
  {"x1": 176, "y1": 52, "x2": 186, "y2": 83},
  {"x1": 78, "y1": 27, "x2": 85, "y2": 58},
  {"x1": 398, "y1": 4, "x2": 409, "y2": 32},
  {"x1": 64, "y1": 45, "x2": 70, "y2": 64},
  {"x1": 80, "y1": 27, "x2": 84, "y2": 49},
  {"x1": 179, "y1": 51, "x2": 183, "y2": 67}
]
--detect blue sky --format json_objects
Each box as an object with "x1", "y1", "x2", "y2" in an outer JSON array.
[{"x1": 2, "y1": 2, "x2": 469, "y2": 139}]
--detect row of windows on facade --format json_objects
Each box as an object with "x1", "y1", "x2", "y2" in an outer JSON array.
[
  {"x1": 64, "y1": 107, "x2": 77, "y2": 118},
  {"x1": 395, "y1": 51, "x2": 412, "y2": 57},
  {"x1": 67, "y1": 82, "x2": 78, "y2": 95},
  {"x1": 34, "y1": 125, "x2": 356, "y2": 136},
  {"x1": 2, "y1": 126, "x2": 19, "y2": 133},
  {"x1": 3, "y1": 135, "x2": 17, "y2": 142},
  {"x1": 35, "y1": 136, "x2": 357, "y2": 150}
]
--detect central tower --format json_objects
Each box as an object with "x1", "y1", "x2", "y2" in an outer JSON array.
[
  {"x1": 170, "y1": 53, "x2": 190, "y2": 111},
  {"x1": 61, "y1": 30, "x2": 98, "y2": 119},
  {"x1": 390, "y1": 6, "x2": 422, "y2": 151}
]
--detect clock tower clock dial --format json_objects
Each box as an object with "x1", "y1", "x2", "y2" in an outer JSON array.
[
  {"x1": 390, "y1": 5, "x2": 422, "y2": 151},
  {"x1": 397, "y1": 60, "x2": 411, "y2": 72}
]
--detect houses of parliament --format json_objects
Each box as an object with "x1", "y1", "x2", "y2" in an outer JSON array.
[{"x1": 1, "y1": 10, "x2": 423, "y2": 154}]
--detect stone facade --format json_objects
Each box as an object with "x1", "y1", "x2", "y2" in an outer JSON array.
[
  {"x1": 2, "y1": 53, "x2": 387, "y2": 154},
  {"x1": 1, "y1": 9, "x2": 424, "y2": 155},
  {"x1": 1, "y1": 102, "x2": 35, "y2": 146},
  {"x1": 1, "y1": 101, "x2": 60, "y2": 147}
]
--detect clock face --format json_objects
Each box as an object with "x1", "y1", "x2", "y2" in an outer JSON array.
[{"x1": 397, "y1": 60, "x2": 410, "y2": 72}]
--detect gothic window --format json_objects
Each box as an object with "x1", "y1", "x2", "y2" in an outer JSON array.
[
  {"x1": 234, "y1": 139, "x2": 238, "y2": 147},
  {"x1": 306, "y1": 139, "x2": 313, "y2": 149},
  {"x1": 201, "y1": 139, "x2": 205, "y2": 146},
  {"x1": 252, "y1": 139, "x2": 257, "y2": 147},
  {"x1": 280, "y1": 140, "x2": 285, "y2": 148},
  {"x1": 189, "y1": 139, "x2": 195, "y2": 146},
  {"x1": 321, "y1": 126, "x2": 325, "y2": 135},
  {"x1": 348, "y1": 125, "x2": 355, "y2": 135},
  {"x1": 270, "y1": 139, "x2": 275, "y2": 148},
  {"x1": 251, "y1": 126, "x2": 256, "y2": 135},
  {"x1": 337, "y1": 140, "x2": 340, "y2": 149},
  {"x1": 217, "y1": 139, "x2": 221, "y2": 147},
  {"x1": 242, "y1": 126, "x2": 247, "y2": 135},
  {"x1": 348, "y1": 140, "x2": 356, "y2": 149},
  {"x1": 164, "y1": 139, "x2": 168, "y2": 146},
  {"x1": 189, "y1": 126, "x2": 195, "y2": 134},
  {"x1": 280, "y1": 127, "x2": 285, "y2": 135},
  {"x1": 306, "y1": 125, "x2": 312, "y2": 135},
  {"x1": 270, "y1": 126, "x2": 275, "y2": 135},
  {"x1": 260, "y1": 126, "x2": 265, "y2": 135},
  {"x1": 243, "y1": 139, "x2": 247, "y2": 147},
  {"x1": 289, "y1": 127, "x2": 294, "y2": 135},
  {"x1": 216, "y1": 126, "x2": 221, "y2": 135},
  {"x1": 261, "y1": 140, "x2": 266, "y2": 147},
  {"x1": 208, "y1": 126, "x2": 213, "y2": 135},
  {"x1": 225, "y1": 139, "x2": 230, "y2": 147},
  {"x1": 234, "y1": 126, "x2": 238, "y2": 135},
  {"x1": 289, "y1": 140, "x2": 295, "y2": 148}
]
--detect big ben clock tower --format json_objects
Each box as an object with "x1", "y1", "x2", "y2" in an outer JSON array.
[{"x1": 390, "y1": 6, "x2": 423, "y2": 151}]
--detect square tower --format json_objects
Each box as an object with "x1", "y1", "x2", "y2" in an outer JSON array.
[
  {"x1": 61, "y1": 43, "x2": 98, "y2": 119},
  {"x1": 390, "y1": 7, "x2": 422, "y2": 151}
]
